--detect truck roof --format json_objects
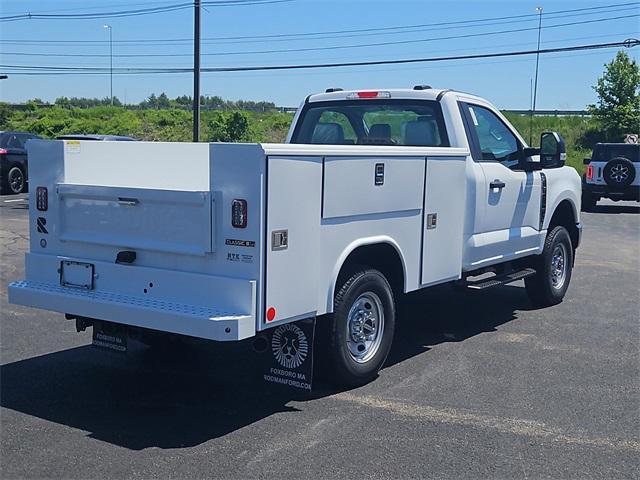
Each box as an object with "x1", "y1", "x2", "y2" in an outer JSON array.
[{"x1": 307, "y1": 87, "x2": 478, "y2": 103}]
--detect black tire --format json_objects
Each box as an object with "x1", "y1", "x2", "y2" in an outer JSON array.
[
  {"x1": 319, "y1": 267, "x2": 395, "y2": 387},
  {"x1": 3, "y1": 166, "x2": 26, "y2": 195},
  {"x1": 525, "y1": 226, "x2": 574, "y2": 308},
  {"x1": 581, "y1": 190, "x2": 597, "y2": 212},
  {"x1": 603, "y1": 157, "x2": 635, "y2": 188}
]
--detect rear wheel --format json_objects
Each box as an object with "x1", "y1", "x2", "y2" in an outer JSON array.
[
  {"x1": 1, "y1": 166, "x2": 26, "y2": 195},
  {"x1": 319, "y1": 267, "x2": 395, "y2": 387},
  {"x1": 525, "y1": 226, "x2": 574, "y2": 308}
]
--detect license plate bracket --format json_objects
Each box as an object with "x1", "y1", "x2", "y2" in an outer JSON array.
[{"x1": 60, "y1": 260, "x2": 95, "y2": 290}]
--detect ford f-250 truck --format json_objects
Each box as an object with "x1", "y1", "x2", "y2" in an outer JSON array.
[{"x1": 9, "y1": 86, "x2": 582, "y2": 387}]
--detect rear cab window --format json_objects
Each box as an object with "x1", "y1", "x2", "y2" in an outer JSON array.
[{"x1": 291, "y1": 100, "x2": 449, "y2": 147}]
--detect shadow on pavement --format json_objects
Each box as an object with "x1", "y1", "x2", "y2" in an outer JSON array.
[{"x1": 1, "y1": 284, "x2": 531, "y2": 450}]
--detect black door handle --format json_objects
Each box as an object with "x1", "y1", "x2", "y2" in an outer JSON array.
[{"x1": 490, "y1": 180, "x2": 506, "y2": 189}]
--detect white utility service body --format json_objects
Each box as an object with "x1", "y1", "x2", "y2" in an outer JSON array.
[{"x1": 9, "y1": 88, "x2": 582, "y2": 384}]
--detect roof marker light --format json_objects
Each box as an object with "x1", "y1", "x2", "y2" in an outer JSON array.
[{"x1": 346, "y1": 91, "x2": 391, "y2": 99}]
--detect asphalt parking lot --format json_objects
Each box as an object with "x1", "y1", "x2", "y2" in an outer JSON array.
[{"x1": 1, "y1": 193, "x2": 638, "y2": 479}]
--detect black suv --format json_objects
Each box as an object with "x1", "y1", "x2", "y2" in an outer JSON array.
[
  {"x1": 582, "y1": 143, "x2": 640, "y2": 211},
  {"x1": 0, "y1": 131, "x2": 41, "y2": 195}
]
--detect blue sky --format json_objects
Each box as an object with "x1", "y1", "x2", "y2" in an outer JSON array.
[{"x1": 0, "y1": 0, "x2": 638, "y2": 109}]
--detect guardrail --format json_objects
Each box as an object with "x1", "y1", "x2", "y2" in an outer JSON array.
[
  {"x1": 503, "y1": 109, "x2": 590, "y2": 116},
  {"x1": 3, "y1": 103, "x2": 590, "y2": 116}
]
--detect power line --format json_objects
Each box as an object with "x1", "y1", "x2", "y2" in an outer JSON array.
[
  {"x1": 0, "y1": 0, "x2": 294, "y2": 22},
  {"x1": 2, "y1": 13, "x2": 636, "y2": 60},
  {"x1": 0, "y1": 1, "x2": 180, "y2": 16},
  {"x1": 2, "y1": 39, "x2": 637, "y2": 75},
  {"x1": 2, "y1": 1, "x2": 637, "y2": 43},
  {"x1": 8, "y1": 32, "x2": 631, "y2": 70},
  {"x1": 6, "y1": 31, "x2": 636, "y2": 61}
]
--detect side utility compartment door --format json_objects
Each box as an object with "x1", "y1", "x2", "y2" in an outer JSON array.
[
  {"x1": 263, "y1": 156, "x2": 323, "y2": 327},
  {"x1": 460, "y1": 102, "x2": 542, "y2": 267}
]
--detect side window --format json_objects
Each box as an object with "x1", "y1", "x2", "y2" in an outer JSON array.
[
  {"x1": 467, "y1": 105, "x2": 520, "y2": 167},
  {"x1": 18, "y1": 134, "x2": 31, "y2": 148},
  {"x1": 6, "y1": 135, "x2": 23, "y2": 149}
]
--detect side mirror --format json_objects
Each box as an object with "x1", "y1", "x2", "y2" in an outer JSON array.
[
  {"x1": 518, "y1": 146, "x2": 542, "y2": 171},
  {"x1": 540, "y1": 131, "x2": 566, "y2": 168},
  {"x1": 583, "y1": 157, "x2": 592, "y2": 165}
]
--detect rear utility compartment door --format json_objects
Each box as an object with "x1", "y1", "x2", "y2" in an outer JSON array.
[{"x1": 57, "y1": 184, "x2": 213, "y2": 256}]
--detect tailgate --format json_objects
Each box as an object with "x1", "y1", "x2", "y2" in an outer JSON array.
[{"x1": 57, "y1": 184, "x2": 213, "y2": 255}]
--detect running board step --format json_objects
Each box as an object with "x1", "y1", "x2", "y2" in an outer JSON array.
[{"x1": 464, "y1": 268, "x2": 537, "y2": 290}]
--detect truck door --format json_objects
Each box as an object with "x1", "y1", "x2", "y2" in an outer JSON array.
[{"x1": 460, "y1": 102, "x2": 542, "y2": 268}]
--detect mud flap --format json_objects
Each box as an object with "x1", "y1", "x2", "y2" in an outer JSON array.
[
  {"x1": 262, "y1": 317, "x2": 315, "y2": 392},
  {"x1": 92, "y1": 321, "x2": 128, "y2": 353}
]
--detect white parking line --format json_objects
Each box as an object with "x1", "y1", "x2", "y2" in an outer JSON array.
[
  {"x1": 333, "y1": 392, "x2": 640, "y2": 452},
  {"x1": 3, "y1": 199, "x2": 26, "y2": 203}
]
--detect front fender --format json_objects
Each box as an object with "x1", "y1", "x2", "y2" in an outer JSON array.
[{"x1": 543, "y1": 166, "x2": 581, "y2": 230}]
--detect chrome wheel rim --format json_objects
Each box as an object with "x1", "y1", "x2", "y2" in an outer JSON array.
[
  {"x1": 346, "y1": 292, "x2": 384, "y2": 363},
  {"x1": 550, "y1": 243, "x2": 568, "y2": 290},
  {"x1": 8, "y1": 168, "x2": 24, "y2": 193},
  {"x1": 610, "y1": 164, "x2": 629, "y2": 183}
]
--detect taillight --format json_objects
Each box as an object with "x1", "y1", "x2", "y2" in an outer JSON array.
[
  {"x1": 36, "y1": 186, "x2": 48, "y2": 211},
  {"x1": 586, "y1": 165, "x2": 593, "y2": 180},
  {"x1": 231, "y1": 199, "x2": 247, "y2": 228},
  {"x1": 0, "y1": 148, "x2": 7, "y2": 155},
  {"x1": 346, "y1": 91, "x2": 392, "y2": 99}
]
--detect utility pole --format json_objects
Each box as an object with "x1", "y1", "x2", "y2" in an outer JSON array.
[
  {"x1": 103, "y1": 24, "x2": 113, "y2": 105},
  {"x1": 530, "y1": 6, "x2": 543, "y2": 145},
  {"x1": 192, "y1": 0, "x2": 201, "y2": 142}
]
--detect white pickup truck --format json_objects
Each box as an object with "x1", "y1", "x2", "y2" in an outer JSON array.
[{"x1": 9, "y1": 86, "x2": 582, "y2": 386}]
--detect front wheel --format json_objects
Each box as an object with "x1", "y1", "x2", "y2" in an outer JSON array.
[
  {"x1": 525, "y1": 226, "x2": 574, "y2": 308},
  {"x1": 319, "y1": 267, "x2": 395, "y2": 387}
]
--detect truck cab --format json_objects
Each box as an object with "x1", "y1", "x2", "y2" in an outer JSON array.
[{"x1": 9, "y1": 86, "x2": 582, "y2": 387}]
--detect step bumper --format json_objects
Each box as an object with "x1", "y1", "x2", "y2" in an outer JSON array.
[{"x1": 9, "y1": 279, "x2": 255, "y2": 341}]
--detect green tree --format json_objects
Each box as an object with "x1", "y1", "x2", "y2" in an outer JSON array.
[
  {"x1": 0, "y1": 102, "x2": 12, "y2": 127},
  {"x1": 588, "y1": 50, "x2": 640, "y2": 141},
  {"x1": 157, "y1": 92, "x2": 171, "y2": 109},
  {"x1": 208, "y1": 111, "x2": 249, "y2": 142}
]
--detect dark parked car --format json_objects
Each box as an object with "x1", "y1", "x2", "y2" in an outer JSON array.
[
  {"x1": 0, "y1": 131, "x2": 41, "y2": 195},
  {"x1": 56, "y1": 134, "x2": 136, "y2": 141}
]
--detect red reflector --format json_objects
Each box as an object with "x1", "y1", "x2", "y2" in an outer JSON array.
[
  {"x1": 266, "y1": 307, "x2": 276, "y2": 322},
  {"x1": 357, "y1": 91, "x2": 379, "y2": 98},
  {"x1": 586, "y1": 165, "x2": 593, "y2": 180},
  {"x1": 36, "y1": 186, "x2": 48, "y2": 211},
  {"x1": 0, "y1": 148, "x2": 7, "y2": 155}
]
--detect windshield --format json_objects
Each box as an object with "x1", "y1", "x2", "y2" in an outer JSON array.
[{"x1": 291, "y1": 100, "x2": 449, "y2": 147}]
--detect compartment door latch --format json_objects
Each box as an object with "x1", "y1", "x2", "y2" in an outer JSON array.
[
  {"x1": 374, "y1": 163, "x2": 385, "y2": 186},
  {"x1": 271, "y1": 230, "x2": 288, "y2": 251},
  {"x1": 426, "y1": 213, "x2": 437, "y2": 230}
]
